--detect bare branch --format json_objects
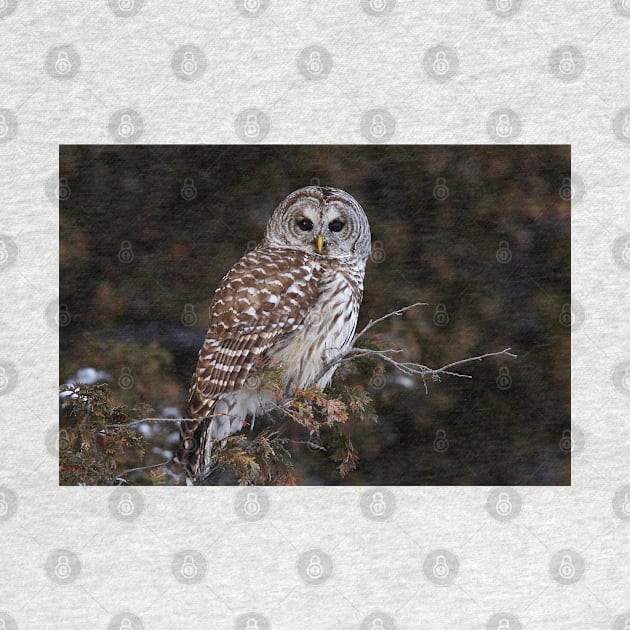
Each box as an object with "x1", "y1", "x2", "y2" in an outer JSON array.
[
  {"x1": 117, "y1": 461, "x2": 171, "y2": 477},
  {"x1": 352, "y1": 301, "x2": 427, "y2": 344}
]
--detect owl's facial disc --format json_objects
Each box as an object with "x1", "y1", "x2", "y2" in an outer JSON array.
[{"x1": 264, "y1": 186, "x2": 372, "y2": 261}]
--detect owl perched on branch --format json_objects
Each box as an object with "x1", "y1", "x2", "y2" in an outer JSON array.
[{"x1": 177, "y1": 186, "x2": 372, "y2": 483}]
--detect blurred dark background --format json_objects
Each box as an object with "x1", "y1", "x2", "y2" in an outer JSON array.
[{"x1": 60, "y1": 145, "x2": 570, "y2": 485}]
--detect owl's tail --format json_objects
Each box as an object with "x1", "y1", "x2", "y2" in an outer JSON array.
[{"x1": 175, "y1": 397, "x2": 246, "y2": 484}]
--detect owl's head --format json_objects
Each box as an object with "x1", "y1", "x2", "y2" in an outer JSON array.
[{"x1": 262, "y1": 186, "x2": 372, "y2": 262}]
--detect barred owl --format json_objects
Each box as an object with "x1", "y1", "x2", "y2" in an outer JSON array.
[{"x1": 177, "y1": 186, "x2": 371, "y2": 483}]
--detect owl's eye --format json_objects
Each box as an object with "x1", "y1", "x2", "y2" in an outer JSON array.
[
  {"x1": 297, "y1": 218, "x2": 313, "y2": 232},
  {"x1": 328, "y1": 219, "x2": 345, "y2": 232}
]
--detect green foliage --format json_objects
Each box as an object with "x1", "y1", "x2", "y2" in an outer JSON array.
[{"x1": 59, "y1": 383, "x2": 150, "y2": 485}]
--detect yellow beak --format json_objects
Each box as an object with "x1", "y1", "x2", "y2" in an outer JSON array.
[{"x1": 316, "y1": 233, "x2": 324, "y2": 254}]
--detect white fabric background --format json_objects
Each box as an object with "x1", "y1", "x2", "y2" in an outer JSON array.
[{"x1": 0, "y1": 1, "x2": 629, "y2": 629}]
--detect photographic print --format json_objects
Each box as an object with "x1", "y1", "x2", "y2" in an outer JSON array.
[{"x1": 59, "y1": 145, "x2": 570, "y2": 486}]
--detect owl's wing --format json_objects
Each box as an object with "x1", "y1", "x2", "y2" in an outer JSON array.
[{"x1": 187, "y1": 247, "x2": 324, "y2": 418}]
